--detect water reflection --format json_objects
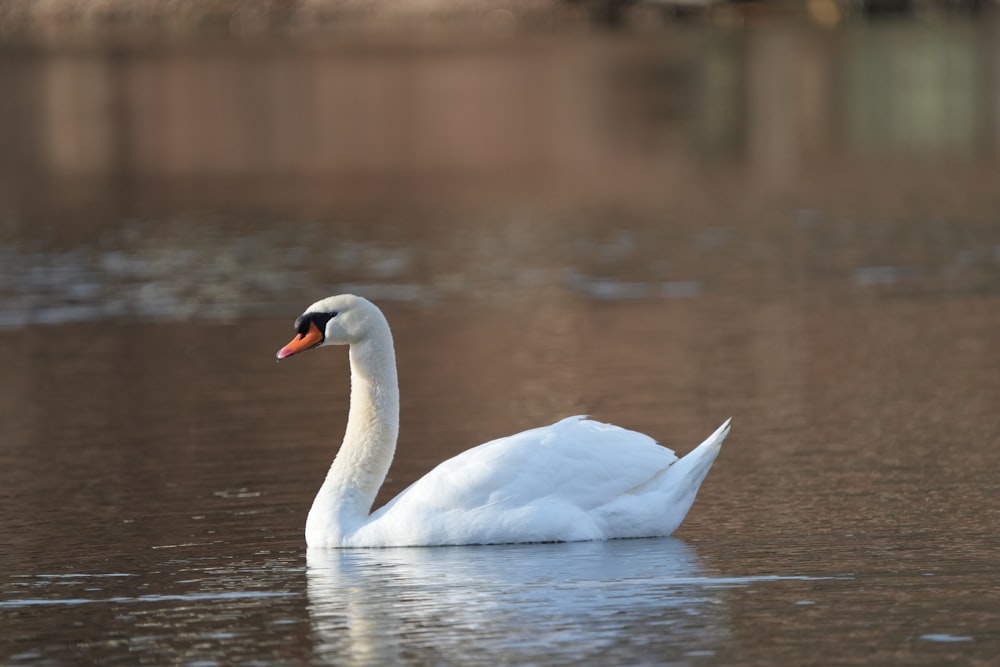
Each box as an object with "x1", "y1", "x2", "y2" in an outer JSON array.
[
  {"x1": 3, "y1": 22, "x2": 1000, "y2": 221},
  {"x1": 306, "y1": 539, "x2": 728, "y2": 665}
]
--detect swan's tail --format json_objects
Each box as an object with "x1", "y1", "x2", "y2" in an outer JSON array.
[
  {"x1": 659, "y1": 418, "x2": 731, "y2": 533},
  {"x1": 680, "y1": 418, "x2": 730, "y2": 475}
]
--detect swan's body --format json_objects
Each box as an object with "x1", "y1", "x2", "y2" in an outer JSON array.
[{"x1": 277, "y1": 295, "x2": 729, "y2": 548}]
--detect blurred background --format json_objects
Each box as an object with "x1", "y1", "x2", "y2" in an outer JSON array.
[{"x1": 1, "y1": 0, "x2": 998, "y2": 327}]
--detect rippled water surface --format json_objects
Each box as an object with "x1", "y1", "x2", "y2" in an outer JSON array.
[
  {"x1": 3, "y1": 16, "x2": 1000, "y2": 666},
  {"x1": 3, "y1": 290, "x2": 998, "y2": 665}
]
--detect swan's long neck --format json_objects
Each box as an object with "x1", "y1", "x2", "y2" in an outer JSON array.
[{"x1": 307, "y1": 321, "x2": 399, "y2": 546}]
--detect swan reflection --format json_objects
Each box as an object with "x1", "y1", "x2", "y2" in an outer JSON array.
[{"x1": 306, "y1": 538, "x2": 728, "y2": 665}]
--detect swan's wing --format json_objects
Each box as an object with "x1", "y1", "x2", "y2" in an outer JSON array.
[
  {"x1": 378, "y1": 416, "x2": 678, "y2": 518},
  {"x1": 348, "y1": 417, "x2": 727, "y2": 546}
]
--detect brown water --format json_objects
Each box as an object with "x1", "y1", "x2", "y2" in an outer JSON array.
[{"x1": 2, "y1": 16, "x2": 1000, "y2": 667}]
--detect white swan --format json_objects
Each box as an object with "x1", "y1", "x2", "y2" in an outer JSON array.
[{"x1": 277, "y1": 294, "x2": 730, "y2": 548}]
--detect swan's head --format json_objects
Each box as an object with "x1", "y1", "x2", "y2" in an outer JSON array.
[{"x1": 276, "y1": 294, "x2": 383, "y2": 360}]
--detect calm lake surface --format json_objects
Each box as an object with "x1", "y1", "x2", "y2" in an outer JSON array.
[{"x1": 2, "y1": 13, "x2": 1000, "y2": 666}]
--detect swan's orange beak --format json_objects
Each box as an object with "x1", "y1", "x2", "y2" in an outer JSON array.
[{"x1": 276, "y1": 321, "x2": 324, "y2": 360}]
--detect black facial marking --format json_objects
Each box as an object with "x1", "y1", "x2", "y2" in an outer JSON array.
[{"x1": 294, "y1": 311, "x2": 336, "y2": 335}]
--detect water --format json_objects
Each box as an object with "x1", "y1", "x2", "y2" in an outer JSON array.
[
  {"x1": 3, "y1": 14, "x2": 1000, "y2": 666},
  {"x1": 3, "y1": 292, "x2": 998, "y2": 664}
]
